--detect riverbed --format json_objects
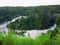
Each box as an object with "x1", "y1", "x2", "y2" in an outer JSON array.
[{"x1": 0, "y1": 16, "x2": 57, "y2": 39}]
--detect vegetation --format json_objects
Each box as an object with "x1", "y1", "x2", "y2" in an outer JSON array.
[
  {"x1": 0, "y1": 31, "x2": 54, "y2": 45},
  {"x1": 0, "y1": 5, "x2": 60, "y2": 45},
  {"x1": 0, "y1": 5, "x2": 60, "y2": 24},
  {"x1": 6, "y1": 5, "x2": 60, "y2": 30},
  {"x1": 0, "y1": 22, "x2": 60, "y2": 45},
  {"x1": 7, "y1": 13, "x2": 56, "y2": 30},
  {"x1": 0, "y1": 27, "x2": 60, "y2": 45},
  {"x1": 0, "y1": 19, "x2": 60, "y2": 45}
]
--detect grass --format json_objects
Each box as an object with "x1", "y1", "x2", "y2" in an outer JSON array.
[
  {"x1": 0, "y1": 31, "x2": 51, "y2": 45},
  {"x1": 34, "y1": 33, "x2": 50, "y2": 45},
  {"x1": 0, "y1": 28, "x2": 60, "y2": 45}
]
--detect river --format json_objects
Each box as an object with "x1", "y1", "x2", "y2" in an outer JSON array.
[{"x1": 0, "y1": 16, "x2": 57, "y2": 39}]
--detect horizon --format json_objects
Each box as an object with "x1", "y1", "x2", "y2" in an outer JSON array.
[
  {"x1": 0, "y1": 4, "x2": 60, "y2": 7},
  {"x1": 0, "y1": 0, "x2": 60, "y2": 7}
]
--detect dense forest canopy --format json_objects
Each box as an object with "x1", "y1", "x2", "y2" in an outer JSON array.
[
  {"x1": 7, "y1": 13, "x2": 56, "y2": 30},
  {"x1": 0, "y1": 5, "x2": 60, "y2": 24}
]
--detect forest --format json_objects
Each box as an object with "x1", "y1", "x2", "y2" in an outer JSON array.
[
  {"x1": 0, "y1": 5, "x2": 60, "y2": 24},
  {"x1": 0, "y1": 20, "x2": 60, "y2": 45},
  {"x1": 0, "y1": 5, "x2": 60, "y2": 45},
  {"x1": 7, "y1": 13, "x2": 56, "y2": 30},
  {"x1": 6, "y1": 5, "x2": 60, "y2": 30}
]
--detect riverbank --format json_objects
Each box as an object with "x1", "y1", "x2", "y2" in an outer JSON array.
[
  {"x1": 0, "y1": 22, "x2": 57, "y2": 39},
  {"x1": 0, "y1": 16, "x2": 57, "y2": 39}
]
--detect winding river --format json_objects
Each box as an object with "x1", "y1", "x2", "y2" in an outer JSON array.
[{"x1": 0, "y1": 16, "x2": 57, "y2": 39}]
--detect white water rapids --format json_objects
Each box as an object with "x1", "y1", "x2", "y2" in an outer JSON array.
[{"x1": 0, "y1": 16, "x2": 57, "y2": 39}]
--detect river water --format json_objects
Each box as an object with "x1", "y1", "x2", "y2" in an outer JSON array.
[{"x1": 0, "y1": 16, "x2": 57, "y2": 39}]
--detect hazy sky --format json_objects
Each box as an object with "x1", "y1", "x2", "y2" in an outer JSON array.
[{"x1": 0, "y1": 0, "x2": 60, "y2": 7}]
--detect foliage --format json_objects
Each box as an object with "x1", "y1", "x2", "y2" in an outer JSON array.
[
  {"x1": 0, "y1": 31, "x2": 50, "y2": 45},
  {"x1": 0, "y1": 29, "x2": 60, "y2": 45},
  {"x1": 7, "y1": 13, "x2": 56, "y2": 30},
  {"x1": 0, "y1": 5, "x2": 60, "y2": 24}
]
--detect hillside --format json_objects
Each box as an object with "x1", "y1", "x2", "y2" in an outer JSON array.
[
  {"x1": 0, "y1": 5, "x2": 60, "y2": 24},
  {"x1": 6, "y1": 5, "x2": 60, "y2": 30}
]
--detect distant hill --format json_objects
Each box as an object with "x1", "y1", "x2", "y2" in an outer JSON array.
[{"x1": 0, "y1": 5, "x2": 60, "y2": 24}]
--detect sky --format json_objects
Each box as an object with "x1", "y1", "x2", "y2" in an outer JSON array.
[{"x1": 0, "y1": 0, "x2": 60, "y2": 7}]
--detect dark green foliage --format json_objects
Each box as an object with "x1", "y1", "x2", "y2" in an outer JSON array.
[
  {"x1": 1, "y1": 22, "x2": 60, "y2": 45},
  {"x1": 0, "y1": 5, "x2": 60, "y2": 24},
  {"x1": 7, "y1": 13, "x2": 55, "y2": 30}
]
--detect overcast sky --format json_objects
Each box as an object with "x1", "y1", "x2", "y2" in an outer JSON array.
[{"x1": 0, "y1": 0, "x2": 60, "y2": 7}]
